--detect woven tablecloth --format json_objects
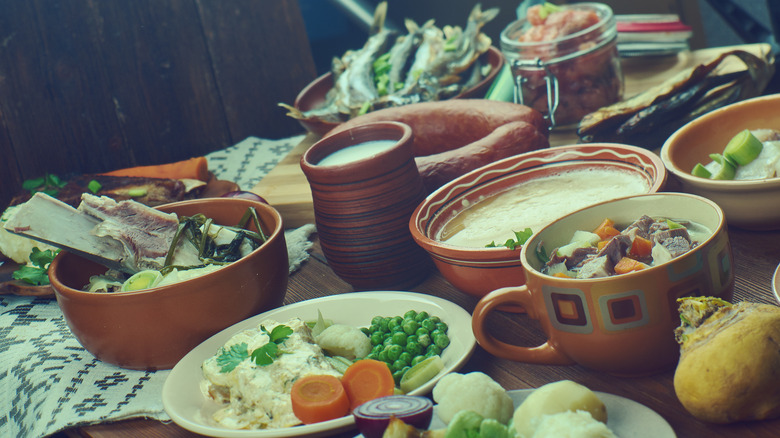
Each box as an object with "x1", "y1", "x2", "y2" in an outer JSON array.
[{"x1": 0, "y1": 136, "x2": 313, "y2": 438}]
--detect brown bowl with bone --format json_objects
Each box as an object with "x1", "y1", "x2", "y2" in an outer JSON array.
[{"x1": 3, "y1": 186, "x2": 288, "y2": 370}]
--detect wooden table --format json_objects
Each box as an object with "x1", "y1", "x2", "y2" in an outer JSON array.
[
  {"x1": 65, "y1": 225, "x2": 780, "y2": 438},
  {"x1": 63, "y1": 44, "x2": 780, "y2": 438}
]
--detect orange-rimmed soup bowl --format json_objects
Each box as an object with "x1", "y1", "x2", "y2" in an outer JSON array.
[
  {"x1": 471, "y1": 193, "x2": 734, "y2": 376},
  {"x1": 410, "y1": 143, "x2": 667, "y2": 304}
]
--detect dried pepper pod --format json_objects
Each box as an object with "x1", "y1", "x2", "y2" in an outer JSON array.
[{"x1": 577, "y1": 49, "x2": 775, "y2": 149}]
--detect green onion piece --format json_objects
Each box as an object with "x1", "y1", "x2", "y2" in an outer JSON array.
[{"x1": 87, "y1": 180, "x2": 102, "y2": 194}]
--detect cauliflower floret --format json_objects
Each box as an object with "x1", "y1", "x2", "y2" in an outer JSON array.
[
  {"x1": 432, "y1": 371, "x2": 514, "y2": 424},
  {"x1": 314, "y1": 324, "x2": 371, "y2": 360}
]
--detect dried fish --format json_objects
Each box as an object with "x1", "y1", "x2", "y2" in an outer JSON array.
[
  {"x1": 577, "y1": 50, "x2": 775, "y2": 149},
  {"x1": 280, "y1": 2, "x2": 498, "y2": 125}
]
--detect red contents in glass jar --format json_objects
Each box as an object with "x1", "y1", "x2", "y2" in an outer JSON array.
[
  {"x1": 512, "y1": 4, "x2": 622, "y2": 127},
  {"x1": 521, "y1": 6, "x2": 600, "y2": 42}
]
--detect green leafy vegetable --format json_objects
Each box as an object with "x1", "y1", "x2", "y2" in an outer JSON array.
[
  {"x1": 22, "y1": 174, "x2": 68, "y2": 197},
  {"x1": 486, "y1": 228, "x2": 533, "y2": 250},
  {"x1": 12, "y1": 247, "x2": 60, "y2": 285},
  {"x1": 216, "y1": 324, "x2": 293, "y2": 372}
]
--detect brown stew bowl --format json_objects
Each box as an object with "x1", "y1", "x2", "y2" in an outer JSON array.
[
  {"x1": 294, "y1": 46, "x2": 505, "y2": 137},
  {"x1": 409, "y1": 143, "x2": 667, "y2": 303},
  {"x1": 49, "y1": 197, "x2": 289, "y2": 370}
]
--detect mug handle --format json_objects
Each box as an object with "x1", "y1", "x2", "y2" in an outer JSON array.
[{"x1": 472, "y1": 285, "x2": 575, "y2": 365}]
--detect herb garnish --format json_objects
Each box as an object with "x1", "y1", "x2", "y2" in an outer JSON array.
[
  {"x1": 216, "y1": 324, "x2": 293, "y2": 373},
  {"x1": 12, "y1": 247, "x2": 60, "y2": 285},
  {"x1": 22, "y1": 174, "x2": 67, "y2": 197},
  {"x1": 486, "y1": 228, "x2": 533, "y2": 250}
]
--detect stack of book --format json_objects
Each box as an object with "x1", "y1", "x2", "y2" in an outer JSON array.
[{"x1": 616, "y1": 14, "x2": 693, "y2": 57}]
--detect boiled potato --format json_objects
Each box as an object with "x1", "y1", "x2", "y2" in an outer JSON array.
[
  {"x1": 674, "y1": 298, "x2": 780, "y2": 423},
  {"x1": 513, "y1": 380, "x2": 607, "y2": 438}
]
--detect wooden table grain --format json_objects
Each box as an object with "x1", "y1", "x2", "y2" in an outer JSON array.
[{"x1": 64, "y1": 224, "x2": 780, "y2": 438}]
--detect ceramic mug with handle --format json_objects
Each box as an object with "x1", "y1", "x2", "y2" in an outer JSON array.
[{"x1": 471, "y1": 193, "x2": 734, "y2": 376}]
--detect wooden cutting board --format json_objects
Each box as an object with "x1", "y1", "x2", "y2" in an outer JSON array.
[{"x1": 251, "y1": 43, "x2": 773, "y2": 229}]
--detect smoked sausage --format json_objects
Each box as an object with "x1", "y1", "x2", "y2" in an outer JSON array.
[
  {"x1": 415, "y1": 121, "x2": 550, "y2": 192},
  {"x1": 324, "y1": 100, "x2": 549, "y2": 157}
]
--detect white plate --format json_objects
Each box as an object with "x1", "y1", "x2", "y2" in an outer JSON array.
[
  {"x1": 356, "y1": 388, "x2": 675, "y2": 438},
  {"x1": 772, "y1": 263, "x2": 780, "y2": 305},
  {"x1": 162, "y1": 291, "x2": 476, "y2": 438}
]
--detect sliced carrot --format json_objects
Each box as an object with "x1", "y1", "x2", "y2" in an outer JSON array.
[
  {"x1": 614, "y1": 257, "x2": 647, "y2": 275},
  {"x1": 290, "y1": 374, "x2": 350, "y2": 424},
  {"x1": 552, "y1": 272, "x2": 572, "y2": 278},
  {"x1": 597, "y1": 240, "x2": 609, "y2": 251},
  {"x1": 341, "y1": 359, "x2": 395, "y2": 411},
  {"x1": 593, "y1": 218, "x2": 619, "y2": 241},
  {"x1": 101, "y1": 156, "x2": 209, "y2": 181},
  {"x1": 629, "y1": 235, "x2": 653, "y2": 258}
]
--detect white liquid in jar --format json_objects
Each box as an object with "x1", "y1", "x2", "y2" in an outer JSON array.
[{"x1": 317, "y1": 140, "x2": 398, "y2": 166}]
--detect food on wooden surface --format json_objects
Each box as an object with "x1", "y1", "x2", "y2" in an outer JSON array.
[
  {"x1": 353, "y1": 395, "x2": 434, "y2": 438},
  {"x1": 504, "y1": 2, "x2": 622, "y2": 126},
  {"x1": 281, "y1": 2, "x2": 498, "y2": 125},
  {"x1": 100, "y1": 156, "x2": 209, "y2": 181},
  {"x1": 692, "y1": 129, "x2": 780, "y2": 180},
  {"x1": 341, "y1": 358, "x2": 397, "y2": 411},
  {"x1": 201, "y1": 318, "x2": 342, "y2": 429},
  {"x1": 673, "y1": 297, "x2": 780, "y2": 423},
  {"x1": 438, "y1": 168, "x2": 650, "y2": 248},
  {"x1": 512, "y1": 380, "x2": 608, "y2": 438},
  {"x1": 578, "y1": 49, "x2": 774, "y2": 149},
  {"x1": 290, "y1": 374, "x2": 350, "y2": 424},
  {"x1": 322, "y1": 99, "x2": 549, "y2": 192},
  {"x1": 540, "y1": 215, "x2": 710, "y2": 278},
  {"x1": 4, "y1": 193, "x2": 264, "y2": 289},
  {"x1": 415, "y1": 120, "x2": 549, "y2": 192},
  {"x1": 432, "y1": 371, "x2": 514, "y2": 425}
]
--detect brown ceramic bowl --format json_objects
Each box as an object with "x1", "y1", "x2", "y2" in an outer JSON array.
[
  {"x1": 660, "y1": 93, "x2": 780, "y2": 230},
  {"x1": 410, "y1": 143, "x2": 666, "y2": 302},
  {"x1": 294, "y1": 46, "x2": 505, "y2": 136},
  {"x1": 49, "y1": 197, "x2": 289, "y2": 370}
]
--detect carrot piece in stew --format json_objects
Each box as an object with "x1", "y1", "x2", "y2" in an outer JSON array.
[
  {"x1": 290, "y1": 374, "x2": 350, "y2": 424},
  {"x1": 341, "y1": 359, "x2": 395, "y2": 411},
  {"x1": 614, "y1": 257, "x2": 647, "y2": 275},
  {"x1": 629, "y1": 235, "x2": 653, "y2": 258},
  {"x1": 593, "y1": 218, "x2": 620, "y2": 240}
]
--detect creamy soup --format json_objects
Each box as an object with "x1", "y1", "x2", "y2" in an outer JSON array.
[
  {"x1": 317, "y1": 140, "x2": 398, "y2": 166},
  {"x1": 439, "y1": 168, "x2": 650, "y2": 247}
]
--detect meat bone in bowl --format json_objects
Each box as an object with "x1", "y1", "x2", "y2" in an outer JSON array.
[
  {"x1": 409, "y1": 143, "x2": 667, "y2": 305},
  {"x1": 48, "y1": 197, "x2": 289, "y2": 370}
]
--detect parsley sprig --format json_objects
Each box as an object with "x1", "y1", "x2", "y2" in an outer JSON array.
[
  {"x1": 486, "y1": 228, "x2": 533, "y2": 250},
  {"x1": 12, "y1": 247, "x2": 60, "y2": 285},
  {"x1": 215, "y1": 324, "x2": 293, "y2": 373}
]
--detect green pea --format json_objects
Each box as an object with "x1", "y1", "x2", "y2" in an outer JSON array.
[
  {"x1": 392, "y1": 359, "x2": 408, "y2": 372},
  {"x1": 391, "y1": 331, "x2": 408, "y2": 345},
  {"x1": 421, "y1": 318, "x2": 437, "y2": 332},
  {"x1": 436, "y1": 322, "x2": 448, "y2": 333},
  {"x1": 399, "y1": 352, "x2": 412, "y2": 366},
  {"x1": 406, "y1": 341, "x2": 423, "y2": 357},
  {"x1": 411, "y1": 355, "x2": 425, "y2": 367},
  {"x1": 415, "y1": 327, "x2": 429, "y2": 337},
  {"x1": 361, "y1": 327, "x2": 371, "y2": 336},
  {"x1": 429, "y1": 316, "x2": 441, "y2": 324},
  {"x1": 383, "y1": 336, "x2": 394, "y2": 347},
  {"x1": 434, "y1": 334, "x2": 450, "y2": 349},
  {"x1": 386, "y1": 344, "x2": 403, "y2": 362},
  {"x1": 404, "y1": 310, "x2": 417, "y2": 320},
  {"x1": 392, "y1": 368, "x2": 405, "y2": 384},
  {"x1": 402, "y1": 319, "x2": 419, "y2": 335},
  {"x1": 372, "y1": 344, "x2": 383, "y2": 355},
  {"x1": 406, "y1": 335, "x2": 418, "y2": 345},
  {"x1": 378, "y1": 317, "x2": 390, "y2": 332},
  {"x1": 427, "y1": 344, "x2": 442, "y2": 356},
  {"x1": 414, "y1": 311, "x2": 429, "y2": 322},
  {"x1": 417, "y1": 333, "x2": 432, "y2": 348},
  {"x1": 378, "y1": 350, "x2": 389, "y2": 362},
  {"x1": 431, "y1": 329, "x2": 445, "y2": 339},
  {"x1": 370, "y1": 331, "x2": 384, "y2": 346},
  {"x1": 371, "y1": 316, "x2": 384, "y2": 327}
]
